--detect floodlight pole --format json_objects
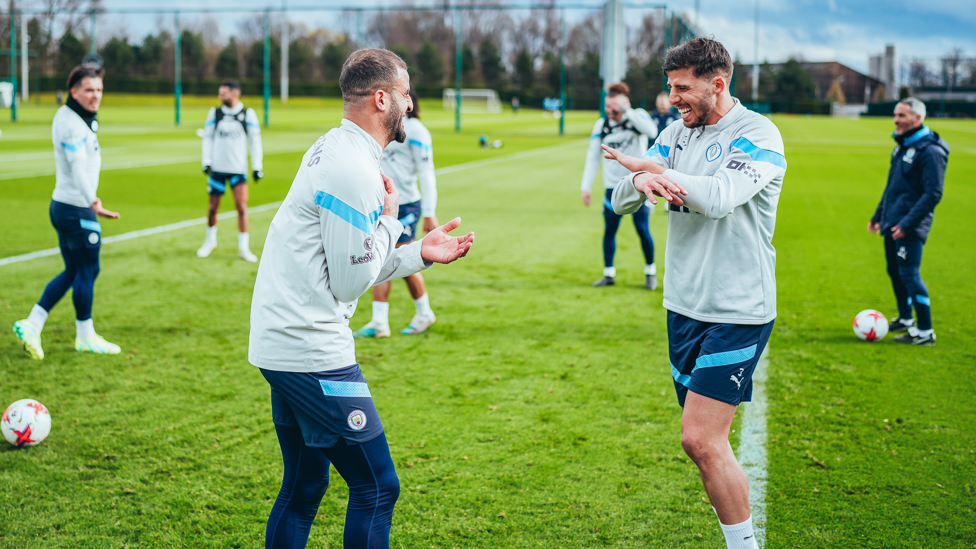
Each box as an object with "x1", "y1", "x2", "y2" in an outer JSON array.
[
  {"x1": 263, "y1": 8, "x2": 271, "y2": 127},
  {"x1": 9, "y1": 10, "x2": 16, "y2": 122},
  {"x1": 751, "y1": 0, "x2": 759, "y2": 101},
  {"x1": 559, "y1": 9, "x2": 566, "y2": 136},
  {"x1": 454, "y1": 6, "x2": 461, "y2": 133},
  {"x1": 174, "y1": 11, "x2": 181, "y2": 126},
  {"x1": 281, "y1": 0, "x2": 289, "y2": 105},
  {"x1": 21, "y1": 12, "x2": 28, "y2": 100},
  {"x1": 89, "y1": 9, "x2": 96, "y2": 54}
]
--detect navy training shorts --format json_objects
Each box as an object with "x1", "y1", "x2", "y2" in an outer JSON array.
[
  {"x1": 667, "y1": 310, "x2": 775, "y2": 407},
  {"x1": 207, "y1": 172, "x2": 247, "y2": 196},
  {"x1": 260, "y1": 364, "x2": 384, "y2": 447},
  {"x1": 397, "y1": 200, "x2": 422, "y2": 244},
  {"x1": 50, "y1": 200, "x2": 101, "y2": 250}
]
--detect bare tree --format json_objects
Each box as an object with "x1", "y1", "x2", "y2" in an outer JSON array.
[{"x1": 941, "y1": 47, "x2": 963, "y2": 87}]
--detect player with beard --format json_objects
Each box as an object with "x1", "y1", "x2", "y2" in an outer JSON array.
[
  {"x1": 602, "y1": 38, "x2": 786, "y2": 549},
  {"x1": 249, "y1": 48, "x2": 474, "y2": 549},
  {"x1": 197, "y1": 80, "x2": 264, "y2": 262},
  {"x1": 355, "y1": 89, "x2": 440, "y2": 338}
]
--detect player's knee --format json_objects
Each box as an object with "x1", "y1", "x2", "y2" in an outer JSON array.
[
  {"x1": 296, "y1": 474, "x2": 329, "y2": 506},
  {"x1": 680, "y1": 432, "x2": 717, "y2": 465},
  {"x1": 376, "y1": 468, "x2": 400, "y2": 506}
]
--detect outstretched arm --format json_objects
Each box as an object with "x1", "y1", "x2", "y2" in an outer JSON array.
[{"x1": 601, "y1": 144, "x2": 667, "y2": 175}]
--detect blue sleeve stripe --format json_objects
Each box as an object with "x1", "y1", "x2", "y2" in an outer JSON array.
[
  {"x1": 61, "y1": 137, "x2": 88, "y2": 152},
  {"x1": 590, "y1": 133, "x2": 601, "y2": 140},
  {"x1": 205, "y1": 120, "x2": 216, "y2": 127},
  {"x1": 79, "y1": 219, "x2": 102, "y2": 233},
  {"x1": 694, "y1": 344, "x2": 757, "y2": 370},
  {"x1": 643, "y1": 143, "x2": 670, "y2": 159},
  {"x1": 731, "y1": 137, "x2": 787, "y2": 169},
  {"x1": 320, "y1": 380, "x2": 372, "y2": 398},
  {"x1": 314, "y1": 191, "x2": 382, "y2": 234},
  {"x1": 246, "y1": 122, "x2": 260, "y2": 128},
  {"x1": 408, "y1": 138, "x2": 432, "y2": 151}
]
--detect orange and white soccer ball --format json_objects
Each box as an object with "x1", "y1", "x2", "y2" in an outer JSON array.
[
  {"x1": 2, "y1": 399, "x2": 52, "y2": 447},
  {"x1": 853, "y1": 309, "x2": 888, "y2": 342}
]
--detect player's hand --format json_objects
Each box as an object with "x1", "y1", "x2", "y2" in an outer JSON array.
[
  {"x1": 91, "y1": 198, "x2": 120, "y2": 219},
  {"x1": 203, "y1": 165, "x2": 212, "y2": 175},
  {"x1": 420, "y1": 217, "x2": 474, "y2": 264},
  {"x1": 633, "y1": 172, "x2": 687, "y2": 207},
  {"x1": 381, "y1": 174, "x2": 399, "y2": 220},
  {"x1": 581, "y1": 191, "x2": 591, "y2": 207},
  {"x1": 867, "y1": 221, "x2": 880, "y2": 234},
  {"x1": 891, "y1": 226, "x2": 905, "y2": 240},
  {"x1": 601, "y1": 145, "x2": 658, "y2": 174},
  {"x1": 422, "y1": 216, "x2": 438, "y2": 234},
  {"x1": 253, "y1": 170, "x2": 263, "y2": 182}
]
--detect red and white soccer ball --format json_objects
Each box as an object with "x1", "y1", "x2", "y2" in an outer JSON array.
[
  {"x1": 1, "y1": 399, "x2": 52, "y2": 447},
  {"x1": 853, "y1": 309, "x2": 888, "y2": 342}
]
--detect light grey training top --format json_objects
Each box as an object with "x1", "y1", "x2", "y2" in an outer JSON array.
[{"x1": 612, "y1": 99, "x2": 787, "y2": 325}]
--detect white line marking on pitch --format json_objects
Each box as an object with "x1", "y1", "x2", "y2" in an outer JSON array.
[
  {"x1": 738, "y1": 346, "x2": 769, "y2": 547},
  {"x1": 0, "y1": 140, "x2": 587, "y2": 267}
]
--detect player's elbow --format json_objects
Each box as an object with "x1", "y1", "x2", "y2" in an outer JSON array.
[{"x1": 702, "y1": 201, "x2": 736, "y2": 220}]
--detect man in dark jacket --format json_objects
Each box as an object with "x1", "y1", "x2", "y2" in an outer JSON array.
[{"x1": 868, "y1": 97, "x2": 949, "y2": 346}]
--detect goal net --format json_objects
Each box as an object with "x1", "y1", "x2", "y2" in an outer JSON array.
[{"x1": 442, "y1": 89, "x2": 503, "y2": 113}]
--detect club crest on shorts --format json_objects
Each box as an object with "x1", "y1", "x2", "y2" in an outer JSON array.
[
  {"x1": 88, "y1": 232, "x2": 99, "y2": 244},
  {"x1": 706, "y1": 142, "x2": 722, "y2": 162},
  {"x1": 347, "y1": 410, "x2": 367, "y2": 430}
]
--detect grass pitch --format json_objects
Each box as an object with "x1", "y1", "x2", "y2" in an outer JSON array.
[{"x1": 0, "y1": 95, "x2": 974, "y2": 548}]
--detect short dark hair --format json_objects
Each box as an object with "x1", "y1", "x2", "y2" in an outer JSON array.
[
  {"x1": 220, "y1": 79, "x2": 241, "y2": 91},
  {"x1": 663, "y1": 37, "x2": 733, "y2": 81},
  {"x1": 406, "y1": 88, "x2": 420, "y2": 119},
  {"x1": 607, "y1": 82, "x2": 630, "y2": 98},
  {"x1": 339, "y1": 48, "x2": 408, "y2": 103},
  {"x1": 67, "y1": 65, "x2": 105, "y2": 90}
]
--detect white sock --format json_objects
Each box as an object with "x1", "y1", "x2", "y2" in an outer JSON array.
[
  {"x1": 238, "y1": 232, "x2": 249, "y2": 251},
  {"x1": 414, "y1": 293, "x2": 433, "y2": 317},
  {"x1": 917, "y1": 328, "x2": 934, "y2": 337},
  {"x1": 719, "y1": 515, "x2": 759, "y2": 549},
  {"x1": 206, "y1": 225, "x2": 217, "y2": 243},
  {"x1": 603, "y1": 266, "x2": 616, "y2": 278},
  {"x1": 645, "y1": 263, "x2": 657, "y2": 276},
  {"x1": 76, "y1": 318, "x2": 96, "y2": 341},
  {"x1": 27, "y1": 304, "x2": 49, "y2": 333},
  {"x1": 371, "y1": 301, "x2": 389, "y2": 326}
]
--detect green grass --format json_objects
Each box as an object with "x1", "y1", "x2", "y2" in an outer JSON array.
[{"x1": 0, "y1": 95, "x2": 974, "y2": 548}]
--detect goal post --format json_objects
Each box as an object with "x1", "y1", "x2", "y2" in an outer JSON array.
[{"x1": 442, "y1": 88, "x2": 503, "y2": 113}]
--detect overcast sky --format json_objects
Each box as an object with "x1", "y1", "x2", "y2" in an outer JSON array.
[{"x1": 41, "y1": 0, "x2": 975, "y2": 75}]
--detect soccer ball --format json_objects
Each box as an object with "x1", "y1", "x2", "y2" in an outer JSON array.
[
  {"x1": 1, "y1": 399, "x2": 52, "y2": 447},
  {"x1": 853, "y1": 310, "x2": 888, "y2": 342}
]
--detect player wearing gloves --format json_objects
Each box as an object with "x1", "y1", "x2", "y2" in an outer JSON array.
[
  {"x1": 603, "y1": 38, "x2": 786, "y2": 549},
  {"x1": 580, "y1": 82, "x2": 660, "y2": 289},
  {"x1": 13, "y1": 64, "x2": 122, "y2": 358},
  {"x1": 198, "y1": 80, "x2": 263, "y2": 262},
  {"x1": 355, "y1": 89, "x2": 440, "y2": 338},
  {"x1": 248, "y1": 49, "x2": 474, "y2": 549}
]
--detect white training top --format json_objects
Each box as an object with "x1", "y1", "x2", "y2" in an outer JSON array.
[
  {"x1": 249, "y1": 119, "x2": 432, "y2": 373},
  {"x1": 581, "y1": 107, "x2": 658, "y2": 192},
  {"x1": 380, "y1": 117, "x2": 438, "y2": 217},
  {"x1": 201, "y1": 103, "x2": 263, "y2": 175},
  {"x1": 612, "y1": 99, "x2": 787, "y2": 325},
  {"x1": 52, "y1": 104, "x2": 101, "y2": 208}
]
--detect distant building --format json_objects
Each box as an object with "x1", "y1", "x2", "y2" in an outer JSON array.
[
  {"x1": 869, "y1": 45, "x2": 898, "y2": 100},
  {"x1": 908, "y1": 86, "x2": 976, "y2": 102},
  {"x1": 735, "y1": 61, "x2": 884, "y2": 105}
]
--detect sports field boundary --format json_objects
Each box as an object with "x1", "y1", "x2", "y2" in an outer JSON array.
[
  {"x1": 738, "y1": 347, "x2": 769, "y2": 547},
  {"x1": 0, "y1": 139, "x2": 587, "y2": 267}
]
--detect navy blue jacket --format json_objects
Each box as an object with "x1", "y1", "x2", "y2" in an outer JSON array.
[
  {"x1": 651, "y1": 109, "x2": 680, "y2": 137},
  {"x1": 872, "y1": 125, "x2": 949, "y2": 241}
]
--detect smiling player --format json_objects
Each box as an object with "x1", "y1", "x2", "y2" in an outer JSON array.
[{"x1": 603, "y1": 38, "x2": 787, "y2": 549}]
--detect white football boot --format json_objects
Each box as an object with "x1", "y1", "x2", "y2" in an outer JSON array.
[
  {"x1": 197, "y1": 240, "x2": 217, "y2": 258},
  {"x1": 13, "y1": 320, "x2": 44, "y2": 360},
  {"x1": 76, "y1": 335, "x2": 121, "y2": 354},
  {"x1": 400, "y1": 313, "x2": 436, "y2": 335}
]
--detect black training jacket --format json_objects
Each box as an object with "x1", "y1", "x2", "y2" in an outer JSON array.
[{"x1": 872, "y1": 125, "x2": 949, "y2": 241}]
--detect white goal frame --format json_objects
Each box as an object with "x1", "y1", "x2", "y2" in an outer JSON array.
[{"x1": 442, "y1": 88, "x2": 503, "y2": 113}]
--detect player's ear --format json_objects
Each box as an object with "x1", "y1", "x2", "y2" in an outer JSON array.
[{"x1": 374, "y1": 88, "x2": 388, "y2": 112}]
